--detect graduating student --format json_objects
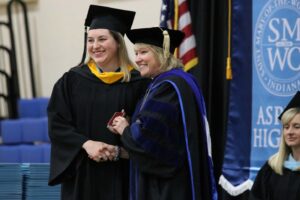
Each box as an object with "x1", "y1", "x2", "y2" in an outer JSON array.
[
  {"x1": 111, "y1": 27, "x2": 218, "y2": 200},
  {"x1": 47, "y1": 5, "x2": 150, "y2": 200},
  {"x1": 251, "y1": 91, "x2": 300, "y2": 200}
]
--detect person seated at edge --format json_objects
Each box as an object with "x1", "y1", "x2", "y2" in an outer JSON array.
[
  {"x1": 251, "y1": 91, "x2": 300, "y2": 200},
  {"x1": 47, "y1": 5, "x2": 150, "y2": 200},
  {"x1": 110, "y1": 27, "x2": 218, "y2": 200}
]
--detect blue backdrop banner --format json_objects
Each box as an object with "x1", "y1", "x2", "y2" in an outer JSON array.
[{"x1": 219, "y1": 0, "x2": 300, "y2": 196}]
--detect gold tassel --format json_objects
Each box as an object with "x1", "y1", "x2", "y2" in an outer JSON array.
[
  {"x1": 162, "y1": 30, "x2": 170, "y2": 59},
  {"x1": 226, "y1": 57, "x2": 232, "y2": 80}
]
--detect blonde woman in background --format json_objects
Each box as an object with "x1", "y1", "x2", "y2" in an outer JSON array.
[{"x1": 251, "y1": 91, "x2": 300, "y2": 200}]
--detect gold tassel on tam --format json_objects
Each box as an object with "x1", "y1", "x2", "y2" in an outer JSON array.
[
  {"x1": 226, "y1": 0, "x2": 233, "y2": 80},
  {"x1": 162, "y1": 30, "x2": 170, "y2": 59},
  {"x1": 226, "y1": 57, "x2": 232, "y2": 80}
]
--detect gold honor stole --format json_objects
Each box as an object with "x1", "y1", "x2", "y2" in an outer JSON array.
[{"x1": 87, "y1": 59, "x2": 133, "y2": 84}]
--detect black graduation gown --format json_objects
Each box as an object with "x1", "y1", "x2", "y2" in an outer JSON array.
[
  {"x1": 121, "y1": 70, "x2": 216, "y2": 200},
  {"x1": 250, "y1": 162, "x2": 300, "y2": 200},
  {"x1": 47, "y1": 65, "x2": 150, "y2": 200}
]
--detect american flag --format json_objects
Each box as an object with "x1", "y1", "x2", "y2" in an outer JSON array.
[{"x1": 160, "y1": 0, "x2": 198, "y2": 71}]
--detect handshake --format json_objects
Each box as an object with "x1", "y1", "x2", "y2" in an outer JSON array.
[{"x1": 82, "y1": 140, "x2": 121, "y2": 162}]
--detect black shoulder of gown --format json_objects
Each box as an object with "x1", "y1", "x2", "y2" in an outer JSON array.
[{"x1": 251, "y1": 162, "x2": 300, "y2": 200}]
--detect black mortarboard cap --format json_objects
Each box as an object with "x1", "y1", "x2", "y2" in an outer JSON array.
[
  {"x1": 126, "y1": 27, "x2": 185, "y2": 54},
  {"x1": 84, "y1": 5, "x2": 135, "y2": 35},
  {"x1": 278, "y1": 91, "x2": 300, "y2": 120}
]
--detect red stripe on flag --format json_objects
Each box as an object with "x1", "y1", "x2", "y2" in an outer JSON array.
[
  {"x1": 181, "y1": 24, "x2": 193, "y2": 38},
  {"x1": 178, "y1": 1, "x2": 189, "y2": 16}
]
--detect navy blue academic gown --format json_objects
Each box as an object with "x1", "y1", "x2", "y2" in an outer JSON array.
[{"x1": 121, "y1": 69, "x2": 217, "y2": 200}]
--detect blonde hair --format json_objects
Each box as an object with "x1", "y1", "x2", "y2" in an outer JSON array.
[
  {"x1": 111, "y1": 31, "x2": 136, "y2": 82},
  {"x1": 268, "y1": 107, "x2": 300, "y2": 174},
  {"x1": 85, "y1": 30, "x2": 136, "y2": 82},
  {"x1": 135, "y1": 43, "x2": 183, "y2": 73}
]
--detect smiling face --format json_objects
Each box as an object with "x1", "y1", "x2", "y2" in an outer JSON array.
[
  {"x1": 283, "y1": 113, "x2": 300, "y2": 149},
  {"x1": 134, "y1": 44, "x2": 162, "y2": 78},
  {"x1": 87, "y1": 29, "x2": 119, "y2": 68}
]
